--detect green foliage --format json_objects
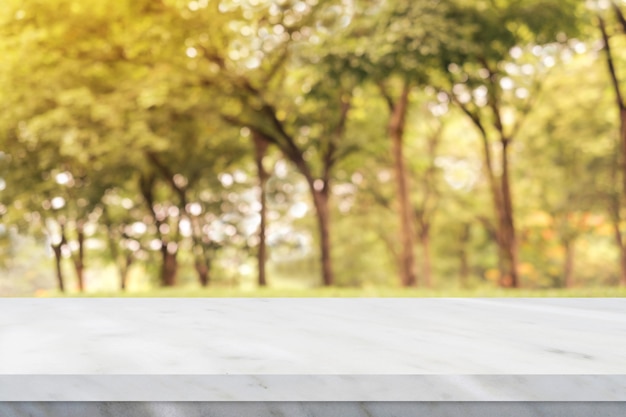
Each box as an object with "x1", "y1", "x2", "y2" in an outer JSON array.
[
  {"x1": 44, "y1": 285, "x2": 626, "y2": 298},
  {"x1": 0, "y1": 0, "x2": 625, "y2": 295}
]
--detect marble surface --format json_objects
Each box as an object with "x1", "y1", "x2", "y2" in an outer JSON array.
[
  {"x1": 2, "y1": 402, "x2": 626, "y2": 417},
  {"x1": 1, "y1": 298, "x2": 625, "y2": 401},
  {"x1": 2, "y1": 375, "x2": 626, "y2": 401}
]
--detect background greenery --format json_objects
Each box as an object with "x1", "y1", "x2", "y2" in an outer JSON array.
[{"x1": 1, "y1": 0, "x2": 626, "y2": 296}]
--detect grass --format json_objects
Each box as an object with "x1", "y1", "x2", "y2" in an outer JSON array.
[{"x1": 38, "y1": 285, "x2": 626, "y2": 298}]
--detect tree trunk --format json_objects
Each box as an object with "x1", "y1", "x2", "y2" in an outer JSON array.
[
  {"x1": 498, "y1": 224, "x2": 518, "y2": 288},
  {"x1": 74, "y1": 263, "x2": 84, "y2": 292},
  {"x1": 615, "y1": 108, "x2": 626, "y2": 288},
  {"x1": 615, "y1": 107, "x2": 626, "y2": 286},
  {"x1": 161, "y1": 245, "x2": 178, "y2": 287},
  {"x1": 479, "y1": 136, "x2": 517, "y2": 288},
  {"x1": 259, "y1": 148, "x2": 335, "y2": 287},
  {"x1": 462, "y1": 90, "x2": 519, "y2": 288},
  {"x1": 194, "y1": 260, "x2": 209, "y2": 287},
  {"x1": 599, "y1": 15, "x2": 626, "y2": 287},
  {"x1": 498, "y1": 139, "x2": 519, "y2": 288},
  {"x1": 189, "y1": 215, "x2": 212, "y2": 288},
  {"x1": 476, "y1": 128, "x2": 508, "y2": 287},
  {"x1": 419, "y1": 229, "x2": 432, "y2": 288},
  {"x1": 563, "y1": 240, "x2": 575, "y2": 288},
  {"x1": 119, "y1": 253, "x2": 133, "y2": 291},
  {"x1": 621, "y1": 108, "x2": 626, "y2": 198},
  {"x1": 72, "y1": 225, "x2": 86, "y2": 292},
  {"x1": 459, "y1": 223, "x2": 471, "y2": 288},
  {"x1": 253, "y1": 131, "x2": 270, "y2": 287},
  {"x1": 311, "y1": 188, "x2": 333, "y2": 286},
  {"x1": 388, "y1": 82, "x2": 417, "y2": 287},
  {"x1": 102, "y1": 209, "x2": 128, "y2": 291},
  {"x1": 51, "y1": 243, "x2": 65, "y2": 293},
  {"x1": 106, "y1": 230, "x2": 121, "y2": 289},
  {"x1": 619, "y1": 246, "x2": 626, "y2": 287},
  {"x1": 140, "y1": 174, "x2": 179, "y2": 288},
  {"x1": 116, "y1": 251, "x2": 133, "y2": 291},
  {"x1": 612, "y1": 216, "x2": 626, "y2": 286},
  {"x1": 460, "y1": 249, "x2": 470, "y2": 288},
  {"x1": 257, "y1": 184, "x2": 268, "y2": 287},
  {"x1": 190, "y1": 237, "x2": 212, "y2": 287}
]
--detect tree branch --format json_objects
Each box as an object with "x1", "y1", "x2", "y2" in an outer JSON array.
[
  {"x1": 323, "y1": 93, "x2": 352, "y2": 182},
  {"x1": 377, "y1": 81, "x2": 395, "y2": 111},
  {"x1": 599, "y1": 14, "x2": 626, "y2": 111},
  {"x1": 144, "y1": 151, "x2": 187, "y2": 208},
  {"x1": 611, "y1": 1, "x2": 626, "y2": 35}
]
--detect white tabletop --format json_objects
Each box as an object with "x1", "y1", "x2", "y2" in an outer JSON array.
[{"x1": 1, "y1": 298, "x2": 625, "y2": 401}]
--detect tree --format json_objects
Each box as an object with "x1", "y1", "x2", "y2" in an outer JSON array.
[
  {"x1": 436, "y1": 0, "x2": 586, "y2": 287},
  {"x1": 252, "y1": 130, "x2": 270, "y2": 287},
  {"x1": 516, "y1": 45, "x2": 614, "y2": 287},
  {"x1": 312, "y1": 0, "x2": 457, "y2": 286},
  {"x1": 594, "y1": 0, "x2": 626, "y2": 285},
  {"x1": 168, "y1": 0, "x2": 361, "y2": 286},
  {"x1": 0, "y1": 0, "x2": 185, "y2": 290},
  {"x1": 409, "y1": 105, "x2": 446, "y2": 288}
]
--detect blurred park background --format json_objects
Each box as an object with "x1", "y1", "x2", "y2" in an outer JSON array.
[{"x1": 1, "y1": 0, "x2": 626, "y2": 297}]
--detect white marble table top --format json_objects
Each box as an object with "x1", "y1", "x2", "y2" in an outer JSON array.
[{"x1": 1, "y1": 298, "x2": 625, "y2": 401}]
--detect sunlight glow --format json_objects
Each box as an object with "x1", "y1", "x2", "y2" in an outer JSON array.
[
  {"x1": 500, "y1": 77, "x2": 514, "y2": 90},
  {"x1": 131, "y1": 222, "x2": 147, "y2": 235},
  {"x1": 55, "y1": 172, "x2": 72, "y2": 185},
  {"x1": 510, "y1": 46, "x2": 523, "y2": 59},
  {"x1": 51, "y1": 196, "x2": 65, "y2": 210},
  {"x1": 219, "y1": 173, "x2": 234, "y2": 187},
  {"x1": 187, "y1": 202, "x2": 202, "y2": 216},
  {"x1": 179, "y1": 218, "x2": 192, "y2": 237},
  {"x1": 289, "y1": 201, "x2": 308, "y2": 218}
]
